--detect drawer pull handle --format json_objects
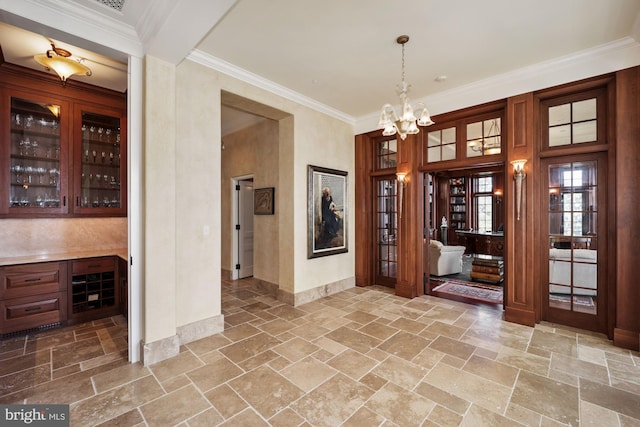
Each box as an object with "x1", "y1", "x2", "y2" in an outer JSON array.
[
  {"x1": 25, "y1": 278, "x2": 42, "y2": 283},
  {"x1": 25, "y1": 306, "x2": 42, "y2": 312}
]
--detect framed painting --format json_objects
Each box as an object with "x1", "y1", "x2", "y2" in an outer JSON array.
[
  {"x1": 307, "y1": 165, "x2": 348, "y2": 258},
  {"x1": 254, "y1": 187, "x2": 275, "y2": 215}
]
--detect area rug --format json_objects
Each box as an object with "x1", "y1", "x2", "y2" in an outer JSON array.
[{"x1": 432, "y1": 279, "x2": 503, "y2": 305}]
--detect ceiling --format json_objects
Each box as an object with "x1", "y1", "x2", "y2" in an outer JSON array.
[{"x1": 2, "y1": 0, "x2": 640, "y2": 135}]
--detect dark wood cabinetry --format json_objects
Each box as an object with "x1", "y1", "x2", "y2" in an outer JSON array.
[
  {"x1": 0, "y1": 256, "x2": 126, "y2": 335},
  {"x1": 69, "y1": 257, "x2": 119, "y2": 322},
  {"x1": 0, "y1": 65, "x2": 126, "y2": 217},
  {"x1": 0, "y1": 262, "x2": 68, "y2": 334}
]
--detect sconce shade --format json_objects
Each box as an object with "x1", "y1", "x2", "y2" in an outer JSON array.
[
  {"x1": 511, "y1": 159, "x2": 527, "y2": 175},
  {"x1": 396, "y1": 172, "x2": 407, "y2": 184},
  {"x1": 34, "y1": 43, "x2": 92, "y2": 85}
]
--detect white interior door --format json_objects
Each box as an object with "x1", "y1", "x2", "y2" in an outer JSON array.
[{"x1": 238, "y1": 180, "x2": 254, "y2": 278}]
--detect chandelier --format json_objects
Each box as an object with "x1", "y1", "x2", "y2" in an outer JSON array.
[
  {"x1": 34, "y1": 42, "x2": 92, "y2": 86},
  {"x1": 378, "y1": 35, "x2": 434, "y2": 140}
]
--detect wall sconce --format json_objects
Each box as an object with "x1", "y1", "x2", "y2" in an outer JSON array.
[
  {"x1": 493, "y1": 189, "x2": 503, "y2": 204},
  {"x1": 396, "y1": 172, "x2": 407, "y2": 219},
  {"x1": 511, "y1": 159, "x2": 527, "y2": 220}
]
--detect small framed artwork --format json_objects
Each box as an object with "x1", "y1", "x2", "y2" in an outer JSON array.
[
  {"x1": 254, "y1": 187, "x2": 275, "y2": 215},
  {"x1": 307, "y1": 165, "x2": 348, "y2": 258}
]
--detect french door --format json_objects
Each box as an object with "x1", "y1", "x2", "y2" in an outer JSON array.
[
  {"x1": 541, "y1": 153, "x2": 607, "y2": 332},
  {"x1": 374, "y1": 177, "x2": 398, "y2": 287}
]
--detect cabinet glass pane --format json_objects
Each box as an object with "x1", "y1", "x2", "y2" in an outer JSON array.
[
  {"x1": 81, "y1": 111, "x2": 121, "y2": 208},
  {"x1": 9, "y1": 98, "x2": 62, "y2": 208}
]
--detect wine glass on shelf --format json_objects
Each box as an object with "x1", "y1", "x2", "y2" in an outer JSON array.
[
  {"x1": 12, "y1": 164, "x2": 23, "y2": 183},
  {"x1": 19, "y1": 138, "x2": 30, "y2": 156},
  {"x1": 25, "y1": 166, "x2": 34, "y2": 184},
  {"x1": 49, "y1": 168, "x2": 59, "y2": 185},
  {"x1": 31, "y1": 140, "x2": 39, "y2": 157},
  {"x1": 37, "y1": 167, "x2": 46, "y2": 184}
]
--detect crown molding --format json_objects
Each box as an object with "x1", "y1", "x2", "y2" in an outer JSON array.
[
  {"x1": 355, "y1": 36, "x2": 640, "y2": 135},
  {"x1": 0, "y1": 0, "x2": 143, "y2": 58},
  {"x1": 187, "y1": 50, "x2": 356, "y2": 127}
]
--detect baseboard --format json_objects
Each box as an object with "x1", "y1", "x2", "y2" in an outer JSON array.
[
  {"x1": 504, "y1": 306, "x2": 536, "y2": 327},
  {"x1": 141, "y1": 334, "x2": 180, "y2": 367},
  {"x1": 613, "y1": 327, "x2": 640, "y2": 351},
  {"x1": 252, "y1": 277, "x2": 279, "y2": 298},
  {"x1": 177, "y1": 314, "x2": 225, "y2": 345},
  {"x1": 277, "y1": 276, "x2": 355, "y2": 306},
  {"x1": 141, "y1": 314, "x2": 225, "y2": 366}
]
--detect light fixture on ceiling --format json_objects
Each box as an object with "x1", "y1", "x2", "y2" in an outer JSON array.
[
  {"x1": 34, "y1": 42, "x2": 92, "y2": 85},
  {"x1": 378, "y1": 35, "x2": 434, "y2": 140}
]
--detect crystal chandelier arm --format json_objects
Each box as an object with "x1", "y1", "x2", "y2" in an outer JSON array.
[{"x1": 378, "y1": 104, "x2": 397, "y2": 136}]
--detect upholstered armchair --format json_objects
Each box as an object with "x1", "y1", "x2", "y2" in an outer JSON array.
[{"x1": 429, "y1": 240, "x2": 466, "y2": 276}]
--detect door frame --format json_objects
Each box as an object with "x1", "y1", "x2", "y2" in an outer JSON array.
[
  {"x1": 540, "y1": 153, "x2": 608, "y2": 333},
  {"x1": 231, "y1": 174, "x2": 254, "y2": 280}
]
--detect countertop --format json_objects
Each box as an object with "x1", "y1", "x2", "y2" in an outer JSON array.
[{"x1": 0, "y1": 248, "x2": 128, "y2": 267}]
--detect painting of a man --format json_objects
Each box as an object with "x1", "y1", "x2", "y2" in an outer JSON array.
[{"x1": 308, "y1": 165, "x2": 348, "y2": 258}]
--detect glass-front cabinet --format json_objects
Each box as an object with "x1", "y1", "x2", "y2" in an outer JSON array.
[
  {"x1": 6, "y1": 94, "x2": 70, "y2": 215},
  {"x1": 74, "y1": 105, "x2": 125, "y2": 214},
  {"x1": 1, "y1": 85, "x2": 126, "y2": 217}
]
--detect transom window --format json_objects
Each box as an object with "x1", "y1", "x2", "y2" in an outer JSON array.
[
  {"x1": 548, "y1": 98, "x2": 597, "y2": 147},
  {"x1": 376, "y1": 138, "x2": 397, "y2": 170},
  {"x1": 541, "y1": 86, "x2": 606, "y2": 149},
  {"x1": 467, "y1": 118, "x2": 501, "y2": 157},
  {"x1": 426, "y1": 127, "x2": 456, "y2": 163}
]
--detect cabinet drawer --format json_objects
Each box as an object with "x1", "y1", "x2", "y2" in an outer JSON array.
[
  {"x1": 72, "y1": 257, "x2": 115, "y2": 274},
  {"x1": 0, "y1": 262, "x2": 67, "y2": 300},
  {"x1": 0, "y1": 291, "x2": 67, "y2": 334}
]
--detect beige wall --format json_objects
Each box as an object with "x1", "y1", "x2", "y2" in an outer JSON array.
[
  {"x1": 141, "y1": 55, "x2": 354, "y2": 356},
  {"x1": 292, "y1": 113, "x2": 355, "y2": 293},
  {"x1": 143, "y1": 56, "x2": 177, "y2": 344},
  {"x1": 0, "y1": 218, "x2": 127, "y2": 258},
  {"x1": 221, "y1": 119, "x2": 280, "y2": 285},
  {"x1": 175, "y1": 60, "x2": 222, "y2": 327}
]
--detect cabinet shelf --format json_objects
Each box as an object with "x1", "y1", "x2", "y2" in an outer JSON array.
[
  {"x1": 11, "y1": 155, "x2": 61, "y2": 163},
  {"x1": 449, "y1": 177, "x2": 467, "y2": 231},
  {"x1": 70, "y1": 260, "x2": 117, "y2": 316}
]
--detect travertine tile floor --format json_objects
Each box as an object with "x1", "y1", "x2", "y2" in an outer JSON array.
[{"x1": 1, "y1": 279, "x2": 639, "y2": 426}]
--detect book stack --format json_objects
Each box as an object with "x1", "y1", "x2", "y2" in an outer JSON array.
[{"x1": 471, "y1": 256, "x2": 504, "y2": 283}]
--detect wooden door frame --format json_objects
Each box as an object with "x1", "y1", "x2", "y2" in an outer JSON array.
[{"x1": 539, "y1": 153, "x2": 608, "y2": 333}]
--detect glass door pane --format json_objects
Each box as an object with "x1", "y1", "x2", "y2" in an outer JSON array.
[
  {"x1": 80, "y1": 111, "x2": 122, "y2": 209},
  {"x1": 375, "y1": 178, "x2": 397, "y2": 286},
  {"x1": 9, "y1": 97, "x2": 63, "y2": 210},
  {"x1": 547, "y1": 161, "x2": 598, "y2": 315}
]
